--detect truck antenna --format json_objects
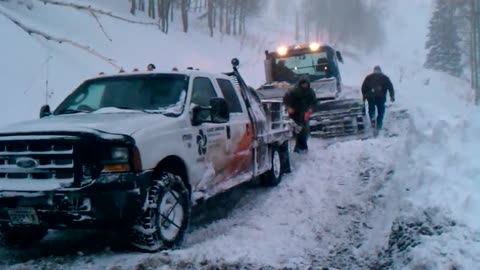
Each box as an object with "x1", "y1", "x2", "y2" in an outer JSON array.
[{"x1": 45, "y1": 55, "x2": 52, "y2": 105}]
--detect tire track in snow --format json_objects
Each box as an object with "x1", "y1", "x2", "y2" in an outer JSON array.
[{"x1": 307, "y1": 108, "x2": 410, "y2": 270}]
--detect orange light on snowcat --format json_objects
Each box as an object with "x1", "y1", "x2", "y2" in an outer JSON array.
[
  {"x1": 309, "y1": 42, "x2": 321, "y2": 51},
  {"x1": 277, "y1": 46, "x2": 288, "y2": 56}
]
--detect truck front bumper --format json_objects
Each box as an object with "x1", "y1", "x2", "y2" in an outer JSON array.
[{"x1": 0, "y1": 171, "x2": 153, "y2": 229}]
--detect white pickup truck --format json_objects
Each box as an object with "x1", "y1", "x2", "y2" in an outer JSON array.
[{"x1": 0, "y1": 59, "x2": 293, "y2": 251}]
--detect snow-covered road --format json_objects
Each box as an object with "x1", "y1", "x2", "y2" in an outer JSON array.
[{"x1": 0, "y1": 107, "x2": 411, "y2": 270}]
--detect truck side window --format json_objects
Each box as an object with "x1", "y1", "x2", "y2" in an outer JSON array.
[
  {"x1": 191, "y1": 77, "x2": 217, "y2": 107},
  {"x1": 216, "y1": 79, "x2": 243, "y2": 113}
]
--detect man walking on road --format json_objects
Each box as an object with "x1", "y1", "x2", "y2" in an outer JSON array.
[{"x1": 361, "y1": 65, "x2": 395, "y2": 131}]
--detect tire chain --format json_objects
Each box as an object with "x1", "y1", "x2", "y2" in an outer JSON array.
[{"x1": 131, "y1": 173, "x2": 188, "y2": 252}]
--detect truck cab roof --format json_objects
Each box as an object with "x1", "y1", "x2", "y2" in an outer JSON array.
[{"x1": 93, "y1": 69, "x2": 233, "y2": 81}]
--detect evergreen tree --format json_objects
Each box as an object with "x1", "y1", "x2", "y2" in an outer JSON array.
[{"x1": 424, "y1": 0, "x2": 463, "y2": 77}]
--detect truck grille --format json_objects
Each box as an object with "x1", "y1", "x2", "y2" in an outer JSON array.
[{"x1": 0, "y1": 136, "x2": 78, "y2": 189}]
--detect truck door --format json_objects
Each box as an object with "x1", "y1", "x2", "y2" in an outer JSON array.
[
  {"x1": 215, "y1": 78, "x2": 254, "y2": 186},
  {"x1": 189, "y1": 76, "x2": 229, "y2": 196}
]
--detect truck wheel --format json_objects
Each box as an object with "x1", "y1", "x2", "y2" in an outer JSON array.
[
  {"x1": 0, "y1": 226, "x2": 47, "y2": 247},
  {"x1": 261, "y1": 146, "x2": 283, "y2": 186},
  {"x1": 131, "y1": 172, "x2": 190, "y2": 252}
]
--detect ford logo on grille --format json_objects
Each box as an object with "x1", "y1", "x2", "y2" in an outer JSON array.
[{"x1": 16, "y1": 157, "x2": 38, "y2": 169}]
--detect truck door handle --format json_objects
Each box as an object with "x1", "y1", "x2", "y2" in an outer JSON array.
[{"x1": 226, "y1": 126, "x2": 231, "y2": 139}]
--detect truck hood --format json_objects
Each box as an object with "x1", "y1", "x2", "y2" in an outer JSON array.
[{"x1": 0, "y1": 111, "x2": 176, "y2": 136}]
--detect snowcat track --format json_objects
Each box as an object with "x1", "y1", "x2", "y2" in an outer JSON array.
[{"x1": 309, "y1": 106, "x2": 367, "y2": 138}]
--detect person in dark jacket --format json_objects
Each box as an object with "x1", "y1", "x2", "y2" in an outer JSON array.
[
  {"x1": 273, "y1": 60, "x2": 296, "y2": 83},
  {"x1": 283, "y1": 76, "x2": 317, "y2": 153},
  {"x1": 361, "y1": 65, "x2": 395, "y2": 130}
]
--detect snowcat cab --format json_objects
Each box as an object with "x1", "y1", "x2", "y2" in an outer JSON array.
[
  {"x1": 263, "y1": 43, "x2": 343, "y2": 100},
  {"x1": 256, "y1": 43, "x2": 367, "y2": 138}
]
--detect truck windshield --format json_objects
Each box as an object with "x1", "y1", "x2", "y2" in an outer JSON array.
[
  {"x1": 54, "y1": 74, "x2": 188, "y2": 116},
  {"x1": 272, "y1": 52, "x2": 333, "y2": 83}
]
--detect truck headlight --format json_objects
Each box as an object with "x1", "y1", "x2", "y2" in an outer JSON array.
[
  {"x1": 103, "y1": 147, "x2": 130, "y2": 172},
  {"x1": 111, "y1": 147, "x2": 129, "y2": 163}
]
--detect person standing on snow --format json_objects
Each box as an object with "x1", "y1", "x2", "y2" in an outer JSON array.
[
  {"x1": 361, "y1": 65, "x2": 395, "y2": 130},
  {"x1": 283, "y1": 76, "x2": 317, "y2": 153}
]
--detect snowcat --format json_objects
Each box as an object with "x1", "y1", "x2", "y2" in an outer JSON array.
[{"x1": 256, "y1": 43, "x2": 366, "y2": 138}]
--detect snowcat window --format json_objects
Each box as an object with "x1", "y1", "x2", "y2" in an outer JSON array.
[
  {"x1": 54, "y1": 74, "x2": 188, "y2": 115},
  {"x1": 273, "y1": 52, "x2": 330, "y2": 82},
  {"x1": 216, "y1": 79, "x2": 243, "y2": 113}
]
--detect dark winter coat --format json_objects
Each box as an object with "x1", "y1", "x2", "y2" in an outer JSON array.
[
  {"x1": 361, "y1": 73, "x2": 395, "y2": 102},
  {"x1": 273, "y1": 63, "x2": 296, "y2": 83},
  {"x1": 283, "y1": 77, "x2": 317, "y2": 123}
]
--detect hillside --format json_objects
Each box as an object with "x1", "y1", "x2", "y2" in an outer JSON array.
[{"x1": 0, "y1": 0, "x2": 271, "y2": 126}]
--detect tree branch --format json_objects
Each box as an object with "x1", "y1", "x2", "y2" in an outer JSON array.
[
  {"x1": 0, "y1": 7, "x2": 121, "y2": 69},
  {"x1": 89, "y1": 10, "x2": 112, "y2": 42},
  {"x1": 36, "y1": 0, "x2": 161, "y2": 28}
]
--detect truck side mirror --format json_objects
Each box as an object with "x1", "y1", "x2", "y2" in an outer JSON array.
[
  {"x1": 39, "y1": 105, "x2": 51, "y2": 118},
  {"x1": 191, "y1": 98, "x2": 229, "y2": 126},
  {"x1": 191, "y1": 106, "x2": 205, "y2": 126},
  {"x1": 210, "y1": 97, "x2": 229, "y2": 123}
]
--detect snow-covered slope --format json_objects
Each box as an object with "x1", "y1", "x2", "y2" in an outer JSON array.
[
  {"x1": 0, "y1": 0, "x2": 267, "y2": 127},
  {"x1": 351, "y1": 1, "x2": 480, "y2": 268},
  {"x1": 387, "y1": 70, "x2": 480, "y2": 269}
]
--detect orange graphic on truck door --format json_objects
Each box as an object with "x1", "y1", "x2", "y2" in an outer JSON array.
[{"x1": 218, "y1": 122, "x2": 253, "y2": 183}]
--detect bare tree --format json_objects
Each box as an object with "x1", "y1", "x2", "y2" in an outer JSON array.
[
  {"x1": 171, "y1": 0, "x2": 175, "y2": 22},
  {"x1": 157, "y1": 0, "x2": 172, "y2": 33},
  {"x1": 238, "y1": 0, "x2": 244, "y2": 35},
  {"x1": 194, "y1": 0, "x2": 200, "y2": 12},
  {"x1": 181, "y1": 0, "x2": 189, "y2": 32},
  {"x1": 207, "y1": 0, "x2": 214, "y2": 36},
  {"x1": 232, "y1": 0, "x2": 238, "y2": 35},
  {"x1": 148, "y1": 0, "x2": 155, "y2": 19},
  {"x1": 225, "y1": 0, "x2": 230, "y2": 35},
  {"x1": 218, "y1": 0, "x2": 224, "y2": 34},
  {"x1": 130, "y1": 0, "x2": 136, "y2": 15}
]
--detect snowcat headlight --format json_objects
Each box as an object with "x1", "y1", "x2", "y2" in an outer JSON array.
[
  {"x1": 103, "y1": 147, "x2": 130, "y2": 172},
  {"x1": 277, "y1": 46, "x2": 288, "y2": 56},
  {"x1": 309, "y1": 42, "x2": 321, "y2": 51}
]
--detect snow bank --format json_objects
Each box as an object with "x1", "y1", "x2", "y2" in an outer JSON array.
[
  {"x1": 336, "y1": 0, "x2": 480, "y2": 265},
  {"x1": 390, "y1": 69, "x2": 480, "y2": 269}
]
